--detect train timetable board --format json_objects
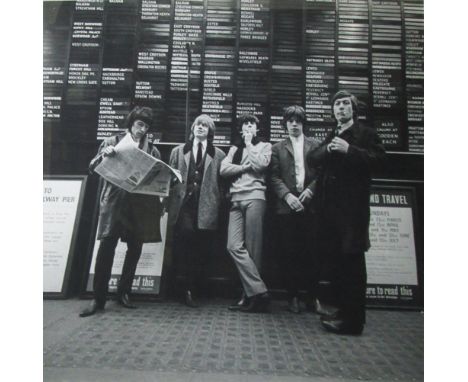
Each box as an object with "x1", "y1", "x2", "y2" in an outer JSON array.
[
  {"x1": 365, "y1": 185, "x2": 422, "y2": 308},
  {"x1": 337, "y1": 0, "x2": 371, "y2": 122},
  {"x1": 44, "y1": 0, "x2": 423, "y2": 153},
  {"x1": 305, "y1": 0, "x2": 336, "y2": 141},
  {"x1": 237, "y1": 0, "x2": 271, "y2": 135}
]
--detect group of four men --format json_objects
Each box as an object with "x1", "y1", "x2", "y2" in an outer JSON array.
[{"x1": 80, "y1": 90, "x2": 386, "y2": 336}]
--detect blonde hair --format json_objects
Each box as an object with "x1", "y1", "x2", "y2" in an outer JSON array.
[{"x1": 189, "y1": 114, "x2": 216, "y2": 142}]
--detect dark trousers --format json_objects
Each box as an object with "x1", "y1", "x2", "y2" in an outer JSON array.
[
  {"x1": 276, "y1": 212, "x2": 318, "y2": 299},
  {"x1": 316, "y1": 212, "x2": 367, "y2": 324},
  {"x1": 334, "y1": 251, "x2": 367, "y2": 324},
  {"x1": 173, "y1": 204, "x2": 212, "y2": 294},
  {"x1": 93, "y1": 235, "x2": 143, "y2": 306}
]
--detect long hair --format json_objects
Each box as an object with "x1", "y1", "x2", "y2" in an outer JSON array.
[
  {"x1": 232, "y1": 113, "x2": 260, "y2": 146},
  {"x1": 188, "y1": 114, "x2": 216, "y2": 143},
  {"x1": 232, "y1": 113, "x2": 262, "y2": 165},
  {"x1": 282, "y1": 105, "x2": 306, "y2": 130},
  {"x1": 122, "y1": 106, "x2": 154, "y2": 131}
]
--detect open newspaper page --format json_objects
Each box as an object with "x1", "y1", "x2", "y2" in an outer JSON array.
[{"x1": 94, "y1": 134, "x2": 181, "y2": 196}]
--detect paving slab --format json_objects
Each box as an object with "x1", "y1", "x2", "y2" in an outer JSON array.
[{"x1": 44, "y1": 299, "x2": 423, "y2": 382}]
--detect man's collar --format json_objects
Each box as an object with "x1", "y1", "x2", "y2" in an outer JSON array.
[{"x1": 337, "y1": 120, "x2": 354, "y2": 134}]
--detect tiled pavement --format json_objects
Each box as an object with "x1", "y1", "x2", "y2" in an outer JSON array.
[{"x1": 44, "y1": 299, "x2": 423, "y2": 381}]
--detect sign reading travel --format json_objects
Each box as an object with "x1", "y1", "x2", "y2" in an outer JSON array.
[{"x1": 366, "y1": 186, "x2": 420, "y2": 307}]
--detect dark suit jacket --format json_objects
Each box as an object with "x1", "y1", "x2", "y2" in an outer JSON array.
[
  {"x1": 270, "y1": 136, "x2": 320, "y2": 215},
  {"x1": 307, "y1": 122, "x2": 386, "y2": 253}
]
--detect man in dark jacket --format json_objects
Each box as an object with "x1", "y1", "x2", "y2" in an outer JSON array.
[
  {"x1": 80, "y1": 106, "x2": 163, "y2": 317},
  {"x1": 270, "y1": 105, "x2": 320, "y2": 314},
  {"x1": 307, "y1": 91, "x2": 386, "y2": 334}
]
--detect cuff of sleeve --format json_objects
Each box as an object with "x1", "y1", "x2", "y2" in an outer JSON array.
[
  {"x1": 281, "y1": 192, "x2": 291, "y2": 200},
  {"x1": 346, "y1": 144, "x2": 357, "y2": 156}
]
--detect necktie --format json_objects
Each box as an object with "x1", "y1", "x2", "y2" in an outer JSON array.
[{"x1": 196, "y1": 142, "x2": 203, "y2": 166}]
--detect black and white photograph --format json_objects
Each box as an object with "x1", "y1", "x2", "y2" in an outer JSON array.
[{"x1": 6, "y1": 0, "x2": 447, "y2": 380}]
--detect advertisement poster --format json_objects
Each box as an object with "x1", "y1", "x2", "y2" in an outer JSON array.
[
  {"x1": 365, "y1": 186, "x2": 420, "y2": 307},
  {"x1": 43, "y1": 177, "x2": 86, "y2": 295},
  {"x1": 86, "y1": 214, "x2": 168, "y2": 295}
]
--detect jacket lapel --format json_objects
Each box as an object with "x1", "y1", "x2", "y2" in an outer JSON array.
[
  {"x1": 285, "y1": 138, "x2": 294, "y2": 157},
  {"x1": 303, "y1": 137, "x2": 311, "y2": 159},
  {"x1": 341, "y1": 123, "x2": 357, "y2": 144},
  {"x1": 303, "y1": 137, "x2": 313, "y2": 180},
  {"x1": 176, "y1": 144, "x2": 189, "y2": 184},
  {"x1": 182, "y1": 139, "x2": 192, "y2": 172},
  {"x1": 204, "y1": 151, "x2": 213, "y2": 173},
  {"x1": 183, "y1": 150, "x2": 191, "y2": 182},
  {"x1": 203, "y1": 142, "x2": 215, "y2": 173}
]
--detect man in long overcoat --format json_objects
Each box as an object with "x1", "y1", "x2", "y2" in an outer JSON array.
[
  {"x1": 80, "y1": 106, "x2": 163, "y2": 317},
  {"x1": 307, "y1": 91, "x2": 386, "y2": 334},
  {"x1": 167, "y1": 114, "x2": 226, "y2": 307}
]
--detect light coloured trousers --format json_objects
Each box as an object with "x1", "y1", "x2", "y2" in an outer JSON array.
[{"x1": 227, "y1": 199, "x2": 268, "y2": 297}]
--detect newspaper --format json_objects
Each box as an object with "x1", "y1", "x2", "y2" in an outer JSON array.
[{"x1": 94, "y1": 134, "x2": 182, "y2": 197}]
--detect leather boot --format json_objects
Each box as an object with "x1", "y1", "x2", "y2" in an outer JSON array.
[
  {"x1": 314, "y1": 298, "x2": 339, "y2": 317},
  {"x1": 240, "y1": 292, "x2": 270, "y2": 313},
  {"x1": 79, "y1": 300, "x2": 104, "y2": 317},
  {"x1": 287, "y1": 296, "x2": 301, "y2": 314},
  {"x1": 228, "y1": 292, "x2": 250, "y2": 311},
  {"x1": 185, "y1": 290, "x2": 198, "y2": 308},
  {"x1": 321, "y1": 315, "x2": 364, "y2": 335},
  {"x1": 117, "y1": 293, "x2": 137, "y2": 309}
]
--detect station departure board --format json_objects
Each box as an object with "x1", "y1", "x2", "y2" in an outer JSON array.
[{"x1": 44, "y1": 0, "x2": 424, "y2": 153}]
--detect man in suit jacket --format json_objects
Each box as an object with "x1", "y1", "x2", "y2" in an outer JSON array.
[
  {"x1": 270, "y1": 105, "x2": 320, "y2": 314},
  {"x1": 307, "y1": 91, "x2": 386, "y2": 334},
  {"x1": 167, "y1": 114, "x2": 226, "y2": 307}
]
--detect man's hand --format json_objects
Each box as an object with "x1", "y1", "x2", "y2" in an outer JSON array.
[
  {"x1": 102, "y1": 146, "x2": 116, "y2": 157},
  {"x1": 170, "y1": 170, "x2": 182, "y2": 186},
  {"x1": 328, "y1": 137, "x2": 349, "y2": 153},
  {"x1": 160, "y1": 200, "x2": 167, "y2": 217},
  {"x1": 298, "y1": 189, "x2": 313, "y2": 204},
  {"x1": 284, "y1": 193, "x2": 304, "y2": 212},
  {"x1": 242, "y1": 161, "x2": 252, "y2": 173},
  {"x1": 243, "y1": 131, "x2": 253, "y2": 145}
]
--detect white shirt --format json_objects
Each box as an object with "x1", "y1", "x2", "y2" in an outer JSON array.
[
  {"x1": 193, "y1": 138, "x2": 207, "y2": 159},
  {"x1": 289, "y1": 134, "x2": 305, "y2": 193}
]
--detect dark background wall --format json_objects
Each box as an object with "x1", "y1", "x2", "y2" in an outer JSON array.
[{"x1": 43, "y1": 0, "x2": 423, "y2": 303}]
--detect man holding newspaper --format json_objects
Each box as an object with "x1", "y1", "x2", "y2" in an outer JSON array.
[{"x1": 80, "y1": 106, "x2": 174, "y2": 317}]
